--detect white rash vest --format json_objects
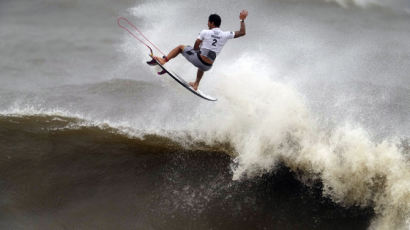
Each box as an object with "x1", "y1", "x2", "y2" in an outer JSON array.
[{"x1": 197, "y1": 28, "x2": 234, "y2": 60}]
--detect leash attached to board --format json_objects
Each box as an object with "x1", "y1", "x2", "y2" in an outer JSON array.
[{"x1": 117, "y1": 17, "x2": 166, "y2": 57}]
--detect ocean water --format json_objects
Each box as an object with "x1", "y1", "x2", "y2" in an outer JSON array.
[{"x1": 1, "y1": 0, "x2": 410, "y2": 229}]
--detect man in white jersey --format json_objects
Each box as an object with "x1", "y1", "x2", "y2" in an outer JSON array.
[{"x1": 151, "y1": 10, "x2": 248, "y2": 91}]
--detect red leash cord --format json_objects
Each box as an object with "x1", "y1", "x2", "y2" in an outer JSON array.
[{"x1": 117, "y1": 17, "x2": 166, "y2": 57}]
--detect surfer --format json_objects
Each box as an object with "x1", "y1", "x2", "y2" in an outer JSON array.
[{"x1": 152, "y1": 10, "x2": 248, "y2": 91}]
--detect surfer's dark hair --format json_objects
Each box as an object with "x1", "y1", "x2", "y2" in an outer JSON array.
[{"x1": 209, "y1": 14, "x2": 221, "y2": 27}]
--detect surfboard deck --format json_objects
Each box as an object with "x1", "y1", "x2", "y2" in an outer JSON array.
[{"x1": 149, "y1": 56, "x2": 217, "y2": 102}]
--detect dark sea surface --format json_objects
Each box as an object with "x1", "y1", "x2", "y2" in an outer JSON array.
[{"x1": 0, "y1": 115, "x2": 373, "y2": 230}]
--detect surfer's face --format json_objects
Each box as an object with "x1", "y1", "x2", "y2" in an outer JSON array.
[{"x1": 208, "y1": 21, "x2": 215, "y2": 29}]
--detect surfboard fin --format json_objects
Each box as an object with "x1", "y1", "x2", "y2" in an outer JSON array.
[
  {"x1": 146, "y1": 58, "x2": 157, "y2": 66},
  {"x1": 157, "y1": 69, "x2": 167, "y2": 75}
]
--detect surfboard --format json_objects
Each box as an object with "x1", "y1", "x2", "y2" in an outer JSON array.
[
  {"x1": 117, "y1": 17, "x2": 216, "y2": 101},
  {"x1": 149, "y1": 57, "x2": 217, "y2": 102}
]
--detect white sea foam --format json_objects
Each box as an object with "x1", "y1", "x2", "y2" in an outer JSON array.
[{"x1": 185, "y1": 55, "x2": 410, "y2": 229}]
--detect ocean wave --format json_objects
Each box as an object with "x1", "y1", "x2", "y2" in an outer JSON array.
[{"x1": 3, "y1": 55, "x2": 410, "y2": 229}]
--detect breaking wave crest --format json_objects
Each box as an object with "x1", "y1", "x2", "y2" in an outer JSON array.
[{"x1": 2, "y1": 56, "x2": 409, "y2": 229}]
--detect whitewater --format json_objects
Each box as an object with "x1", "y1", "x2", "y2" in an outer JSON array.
[{"x1": 1, "y1": 0, "x2": 410, "y2": 229}]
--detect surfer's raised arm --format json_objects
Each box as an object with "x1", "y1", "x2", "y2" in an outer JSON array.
[{"x1": 234, "y1": 10, "x2": 248, "y2": 38}]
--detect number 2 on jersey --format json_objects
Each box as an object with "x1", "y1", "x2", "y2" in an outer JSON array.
[{"x1": 212, "y1": 39, "x2": 217, "y2": 46}]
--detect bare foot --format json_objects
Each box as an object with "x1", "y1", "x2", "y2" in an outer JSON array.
[
  {"x1": 189, "y1": 82, "x2": 198, "y2": 91},
  {"x1": 154, "y1": 56, "x2": 166, "y2": 65}
]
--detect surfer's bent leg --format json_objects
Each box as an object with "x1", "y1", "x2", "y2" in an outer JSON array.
[
  {"x1": 155, "y1": 45, "x2": 185, "y2": 65},
  {"x1": 189, "y1": 69, "x2": 204, "y2": 91}
]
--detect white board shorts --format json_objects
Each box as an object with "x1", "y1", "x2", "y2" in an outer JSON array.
[{"x1": 181, "y1": 46, "x2": 213, "y2": 72}]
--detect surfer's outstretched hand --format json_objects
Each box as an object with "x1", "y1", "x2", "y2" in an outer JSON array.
[{"x1": 239, "y1": 10, "x2": 248, "y2": 20}]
